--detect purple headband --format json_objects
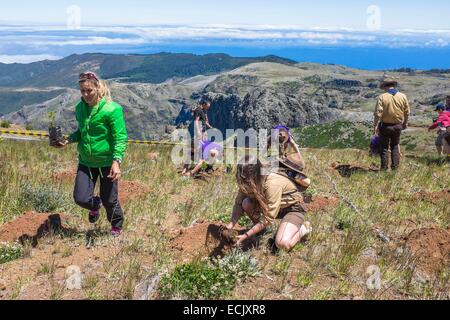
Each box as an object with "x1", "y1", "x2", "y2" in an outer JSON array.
[{"x1": 273, "y1": 125, "x2": 291, "y2": 142}]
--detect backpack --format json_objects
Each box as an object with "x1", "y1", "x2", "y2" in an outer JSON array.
[{"x1": 275, "y1": 154, "x2": 311, "y2": 190}]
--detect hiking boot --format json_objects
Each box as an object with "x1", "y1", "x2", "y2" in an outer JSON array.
[
  {"x1": 89, "y1": 198, "x2": 102, "y2": 223},
  {"x1": 111, "y1": 227, "x2": 122, "y2": 237},
  {"x1": 267, "y1": 237, "x2": 279, "y2": 255},
  {"x1": 89, "y1": 208, "x2": 100, "y2": 223}
]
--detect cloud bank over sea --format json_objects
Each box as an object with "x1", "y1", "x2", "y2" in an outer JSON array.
[{"x1": 1, "y1": 24, "x2": 450, "y2": 69}]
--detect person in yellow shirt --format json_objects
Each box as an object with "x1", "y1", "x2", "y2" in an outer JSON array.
[
  {"x1": 373, "y1": 77, "x2": 410, "y2": 171},
  {"x1": 226, "y1": 155, "x2": 312, "y2": 252}
]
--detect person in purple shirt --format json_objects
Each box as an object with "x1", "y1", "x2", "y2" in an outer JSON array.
[{"x1": 182, "y1": 140, "x2": 223, "y2": 177}]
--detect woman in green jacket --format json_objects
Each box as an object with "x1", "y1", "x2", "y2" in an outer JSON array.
[{"x1": 56, "y1": 71, "x2": 127, "y2": 237}]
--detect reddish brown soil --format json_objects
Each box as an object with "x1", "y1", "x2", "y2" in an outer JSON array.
[
  {"x1": 0, "y1": 212, "x2": 66, "y2": 246},
  {"x1": 52, "y1": 169, "x2": 76, "y2": 183},
  {"x1": 414, "y1": 189, "x2": 450, "y2": 204},
  {"x1": 404, "y1": 227, "x2": 450, "y2": 278},
  {"x1": 170, "y1": 222, "x2": 246, "y2": 262},
  {"x1": 331, "y1": 162, "x2": 379, "y2": 178},
  {"x1": 306, "y1": 196, "x2": 339, "y2": 213},
  {"x1": 119, "y1": 181, "x2": 151, "y2": 204}
]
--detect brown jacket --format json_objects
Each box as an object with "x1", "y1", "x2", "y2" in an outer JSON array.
[
  {"x1": 374, "y1": 92, "x2": 410, "y2": 125},
  {"x1": 232, "y1": 173, "x2": 303, "y2": 225}
]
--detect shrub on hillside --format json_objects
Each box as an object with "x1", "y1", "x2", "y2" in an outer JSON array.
[
  {"x1": 159, "y1": 250, "x2": 260, "y2": 299},
  {"x1": 0, "y1": 242, "x2": 23, "y2": 264},
  {"x1": 19, "y1": 183, "x2": 66, "y2": 213},
  {"x1": 0, "y1": 120, "x2": 11, "y2": 128}
]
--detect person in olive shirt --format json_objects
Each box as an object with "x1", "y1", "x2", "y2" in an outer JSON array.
[
  {"x1": 373, "y1": 77, "x2": 410, "y2": 171},
  {"x1": 226, "y1": 156, "x2": 312, "y2": 252},
  {"x1": 55, "y1": 71, "x2": 127, "y2": 237}
]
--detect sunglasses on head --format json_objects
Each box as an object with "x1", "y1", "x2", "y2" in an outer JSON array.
[{"x1": 79, "y1": 72, "x2": 99, "y2": 82}]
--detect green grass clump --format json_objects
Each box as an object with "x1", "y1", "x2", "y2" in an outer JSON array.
[
  {"x1": 19, "y1": 183, "x2": 68, "y2": 213},
  {"x1": 159, "y1": 260, "x2": 236, "y2": 299},
  {"x1": 215, "y1": 249, "x2": 261, "y2": 281},
  {"x1": 159, "y1": 250, "x2": 260, "y2": 299},
  {"x1": 0, "y1": 242, "x2": 23, "y2": 264}
]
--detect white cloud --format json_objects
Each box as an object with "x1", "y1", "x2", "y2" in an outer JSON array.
[
  {"x1": 0, "y1": 24, "x2": 449, "y2": 49},
  {"x1": 33, "y1": 36, "x2": 147, "y2": 46},
  {"x1": 0, "y1": 54, "x2": 61, "y2": 64}
]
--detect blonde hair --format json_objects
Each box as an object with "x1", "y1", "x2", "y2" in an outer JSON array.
[
  {"x1": 79, "y1": 72, "x2": 112, "y2": 102},
  {"x1": 97, "y1": 80, "x2": 112, "y2": 102}
]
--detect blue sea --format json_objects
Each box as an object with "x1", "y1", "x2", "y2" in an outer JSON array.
[{"x1": 130, "y1": 45, "x2": 450, "y2": 71}]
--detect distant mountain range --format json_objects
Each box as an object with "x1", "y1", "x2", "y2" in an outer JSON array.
[
  {"x1": 0, "y1": 52, "x2": 295, "y2": 88},
  {"x1": 1, "y1": 52, "x2": 449, "y2": 139},
  {"x1": 0, "y1": 52, "x2": 294, "y2": 116}
]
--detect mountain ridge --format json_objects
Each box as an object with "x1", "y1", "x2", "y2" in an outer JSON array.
[{"x1": 2, "y1": 57, "x2": 450, "y2": 139}]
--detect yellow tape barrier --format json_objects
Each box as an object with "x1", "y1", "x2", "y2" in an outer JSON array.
[
  {"x1": 0, "y1": 129, "x2": 266, "y2": 151},
  {"x1": 0, "y1": 129, "x2": 180, "y2": 146}
]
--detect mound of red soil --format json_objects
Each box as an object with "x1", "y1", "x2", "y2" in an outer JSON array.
[
  {"x1": 119, "y1": 181, "x2": 151, "y2": 204},
  {"x1": 331, "y1": 162, "x2": 379, "y2": 178},
  {"x1": 404, "y1": 227, "x2": 450, "y2": 279},
  {"x1": 414, "y1": 189, "x2": 450, "y2": 204},
  {"x1": 307, "y1": 196, "x2": 339, "y2": 213},
  {"x1": 170, "y1": 222, "x2": 246, "y2": 261},
  {"x1": 0, "y1": 212, "x2": 65, "y2": 246}
]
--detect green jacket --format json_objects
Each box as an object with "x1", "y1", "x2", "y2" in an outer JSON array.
[{"x1": 69, "y1": 97, "x2": 127, "y2": 168}]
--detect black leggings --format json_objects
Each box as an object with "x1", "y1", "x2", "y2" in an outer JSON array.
[{"x1": 73, "y1": 164, "x2": 124, "y2": 229}]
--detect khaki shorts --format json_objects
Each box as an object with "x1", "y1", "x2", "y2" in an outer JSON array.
[
  {"x1": 278, "y1": 203, "x2": 307, "y2": 228},
  {"x1": 243, "y1": 198, "x2": 307, "y2": 228}
]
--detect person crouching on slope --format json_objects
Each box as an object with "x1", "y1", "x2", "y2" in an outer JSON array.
[
  {"x1": 271, "y1": 125, "x2": 305, "y2": 164},
  {"x1": 428, "y1": 103, "x2": 450, "y2": 157},
  {"x1": 54, "y1": 71, "x2": 128, "y2": 237},
  {"x1": 182, "y1": 140, "x2": 223, "y2": 177},
  {"x1": 226, "y1": 156, "x2": 312, "y2": 252}
]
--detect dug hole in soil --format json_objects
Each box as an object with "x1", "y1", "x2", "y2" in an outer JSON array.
[
  {"x1": 0, "y1": 179, "x2": 150, "y2": 246},
  {"x1": 169, "y1": 197, "x2": 338, "y2": 262},
  {"x1": 403, "y1": 227, "x2": 450, "y2": 280},
  {"x1": 0, "y1": 212, "x2": 67, "y2": 246},
  {"x1": 331, "y1": 162, "x2": 379, "y2": 178},
  {"x1": 169, "y1": 222, "x2": 248, "y2": 262}
]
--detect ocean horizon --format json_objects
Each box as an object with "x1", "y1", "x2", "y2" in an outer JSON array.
[
  {"x1": 132, "y1": 45, "x2": 450, "y2": 71},
  {"x1": 1, "y1": 24, "x2": 450, "y2": 71}
]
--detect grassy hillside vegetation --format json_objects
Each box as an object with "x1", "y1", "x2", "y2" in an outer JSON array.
[{"x1": 0, "y1": 137, "x2": 448, "y2": 300}]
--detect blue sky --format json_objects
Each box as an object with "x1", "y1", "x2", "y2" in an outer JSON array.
[{"x1": 1, "y1": 0, "x2": 449, "y2": 29}]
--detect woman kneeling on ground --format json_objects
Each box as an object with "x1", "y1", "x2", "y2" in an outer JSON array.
[
  {"x1": 182, "y1": 140, "x2": 223, "y2": 177},
  {"x1": 226, "y1": 155, "x2": 312, "y2": 251},
  {"x1": 55, "y1": 71, "x2": 127, "y2": 237}
]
